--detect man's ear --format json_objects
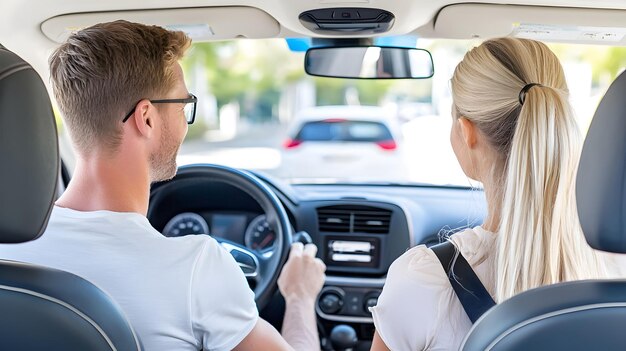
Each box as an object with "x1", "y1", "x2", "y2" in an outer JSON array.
[
  {"x1": 132, "y1": 100, "x2": 156, "y2": 139},
  {"x1": 458, "y1": 117, "x2": 478, "y2": 149}
]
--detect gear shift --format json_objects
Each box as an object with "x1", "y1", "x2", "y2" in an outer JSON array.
[{"x1": 330, "y1": 324, "x2": 358, "y2": 351}]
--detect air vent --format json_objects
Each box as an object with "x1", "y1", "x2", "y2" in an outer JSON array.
[
  {"x1": 317, "y1": 205, "x2": 392, "y2": 234},
  {"x1": 317, "y1": 206, "x2": 351, "y2": 232}
]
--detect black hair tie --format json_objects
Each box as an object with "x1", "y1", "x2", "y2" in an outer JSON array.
[{"x1": 519, "y1": 83, "x2": 543, "y2": 105}]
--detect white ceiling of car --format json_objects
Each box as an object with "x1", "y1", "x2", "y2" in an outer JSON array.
[{"x1": 1, "y1": 0, "x2": 625, "y2": 77}]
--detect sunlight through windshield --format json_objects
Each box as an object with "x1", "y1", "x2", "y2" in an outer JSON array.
[{"x1": 175, "y1": 38, "x2": 625, "y2": 186}]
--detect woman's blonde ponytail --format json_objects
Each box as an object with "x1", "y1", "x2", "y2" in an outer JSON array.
[
  {"x1": 451, "y1": 38, "x2": 612, "y2": 302},
  {"x1": 496, "y1": 84, "x2": 609, "y2": 300}
]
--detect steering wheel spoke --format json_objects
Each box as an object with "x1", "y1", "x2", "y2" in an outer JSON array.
[{"x1": 217, "y1": 239, "x2": 261, "y2": 282}]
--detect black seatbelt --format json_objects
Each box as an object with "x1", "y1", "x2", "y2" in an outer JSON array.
[{"x1": 431, "y1": 241, "x2": 496, "y2": 323}]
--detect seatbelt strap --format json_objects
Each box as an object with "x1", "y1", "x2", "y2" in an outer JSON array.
[{"x1": 431, "y1": 241, "x2": 496, "y2": 323}]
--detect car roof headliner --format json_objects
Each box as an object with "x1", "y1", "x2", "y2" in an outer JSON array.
[{"x1": 1, "y1": 0, "x2": 625, "y2": 81}]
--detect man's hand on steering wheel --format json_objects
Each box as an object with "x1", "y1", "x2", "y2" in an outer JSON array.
[{"x1": 278, "y1": 243, "x2": 326, "y2": 304}]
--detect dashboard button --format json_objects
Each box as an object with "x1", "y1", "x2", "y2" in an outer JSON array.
[
  {"x1": 363, "y1": 296, "x2": 378, "y2": 314},
  {"x1": 319, "y1": 292, "x2": 343, "y2": 314},
  {"x1": 364, "y1": 296, "x2": 378, "y2": 313},
  {"x1": 347, "y1": 303, "x2": 360, "y2": 315},
  {"x1": 365, "y1": 297, "x2": 378, "y2": 311}
]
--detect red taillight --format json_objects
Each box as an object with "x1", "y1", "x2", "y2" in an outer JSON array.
[
  {"x1": 376, "y1": 140, "x2": 397, "y2": 150},
  {"x1": 322, "y1": 118, "x2": 347, "y2": 123},
  {"x1": 283, "y1": 139, "x2": 302, "y2": 149}
]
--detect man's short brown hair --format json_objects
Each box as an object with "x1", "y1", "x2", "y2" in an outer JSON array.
[{"x1": 49, "y1": 20, "x2": 191, "y2": 154}]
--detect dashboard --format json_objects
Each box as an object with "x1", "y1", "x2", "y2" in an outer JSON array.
[
  {"x1": 147, "y1": 171, "x2": 487, "y2": 348},
  {"x1": 162, "y1": 212, "x2": 276, "y2": 254}
]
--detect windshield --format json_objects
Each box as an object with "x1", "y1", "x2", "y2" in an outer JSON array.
[{"x1": 168, "y1": 38, "x2": 624, "y2": 186}]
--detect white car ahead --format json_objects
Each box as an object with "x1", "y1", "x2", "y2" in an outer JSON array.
[{"x1": 279, "y1": 105, "x2": 409, "y2": 183}]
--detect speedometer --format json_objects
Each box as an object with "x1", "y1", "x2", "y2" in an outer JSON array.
[
  {"x1": 162, "y1": 212, "x2": 209, "y2": 237},
  {"x1": 244, "y1": 215, "x2": 275, "y2": 253}
]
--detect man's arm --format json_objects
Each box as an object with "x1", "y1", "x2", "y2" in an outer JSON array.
[
  {"x1": 234, "y1": 243, "x2": 326, "y2": 351},
  {"x1": 233, "y1": 318, "x2": 292, "y2": 351},
  {"x1": 278, "y1": 243, "x2": 326, "y2": 351}
]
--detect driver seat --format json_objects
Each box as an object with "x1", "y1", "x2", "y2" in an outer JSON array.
[
  {"x1": 461, "y1": 70, "x2": 626, "y2": 350},
  {"x1": 0, "y1": 46, "x2": 141, "y2": 350}
]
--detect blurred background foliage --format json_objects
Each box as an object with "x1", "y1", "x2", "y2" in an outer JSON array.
[
  {"x1": 181, "y1": 39, "x2": 625, "y2": 117},
  {"x1": 175, "y1": 38, "x2": 625, "y2": 142}
]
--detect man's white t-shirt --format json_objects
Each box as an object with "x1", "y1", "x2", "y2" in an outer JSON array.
[{"x1": 0, "y1": 206, "x2": 258, "y2": 351}]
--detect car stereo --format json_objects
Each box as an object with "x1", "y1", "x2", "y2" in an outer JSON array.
[{"x1": 325, "y1": 236, "x2": 379, "y2": 268}]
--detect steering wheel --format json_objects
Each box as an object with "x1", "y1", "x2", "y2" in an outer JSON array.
[{"x1": 149, "y1": 164, "x2": 293, "y2": 310}]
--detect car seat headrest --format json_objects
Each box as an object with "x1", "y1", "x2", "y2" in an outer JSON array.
[
  {"x1": 576, "y1": 70, "x2": 626, "y2": 253},
  {"x1": 0, "y1": 45, "x2": 59, "y2": 243}
]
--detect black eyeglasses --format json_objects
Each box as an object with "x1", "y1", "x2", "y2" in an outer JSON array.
[{"x1": 122, "y1": 93, "x2": 197, "y2": 124}]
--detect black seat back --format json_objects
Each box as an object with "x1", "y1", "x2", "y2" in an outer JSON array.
[{"x1": 0, "y1": 45, "x2": 141, "y2": 350}]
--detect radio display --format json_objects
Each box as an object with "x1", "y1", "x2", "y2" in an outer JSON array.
[{"x1": 325, "y1": 237, "x2": 379, "y2": 268}]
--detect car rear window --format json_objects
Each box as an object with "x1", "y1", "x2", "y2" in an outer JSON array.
[{"x1": 295, "y1": 120, "x2": 393, "y2": 142}]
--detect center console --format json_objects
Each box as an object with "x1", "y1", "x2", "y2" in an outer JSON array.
[{"x1": 294, "y1": 200, "x2": 412, "y2": 350}]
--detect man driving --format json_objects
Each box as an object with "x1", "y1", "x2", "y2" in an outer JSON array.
[{"x1": 0, "y1": 20, "x2": 325, "y2": 351}]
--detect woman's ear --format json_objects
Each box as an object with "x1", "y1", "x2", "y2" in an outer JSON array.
[
  {"x1": 458, "y1": 117, "x2": 478, "y2": 149},
  {"x1": 132, "y1": 100, "x2": 155, "y2": 139}
]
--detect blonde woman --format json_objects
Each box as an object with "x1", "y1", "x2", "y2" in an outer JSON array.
[{"x1": 369, "y1": 37, "x2": 615, "y2": 350}]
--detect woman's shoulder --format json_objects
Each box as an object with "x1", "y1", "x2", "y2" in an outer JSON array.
[
  {"x1": 372, "y1": 227, "x2": 495, "y2": 324},
  {"x1": 387, "y1": 226, "x2": 495, "y2": 285},
  {"x1": 449, "y1": 226, "x2": 497, "y2": 266},
  {"x1": 386, "y1": 243, "x2": 448, "y2": 287},
  {"x1": 370, "y1": 227, "x2": 494, "y2": 350}
]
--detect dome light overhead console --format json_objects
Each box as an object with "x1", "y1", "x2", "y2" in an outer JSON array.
[{"x1": 299, "y1": 8, "x2": 395, "y2": 35}]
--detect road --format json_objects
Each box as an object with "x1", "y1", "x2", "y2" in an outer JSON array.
[
  {"x1": 179, "y1": 122, "x2": 286, "y2": 170},
  {"x1": 177, "y1": 118, "x2": 470, "y2": 186}
]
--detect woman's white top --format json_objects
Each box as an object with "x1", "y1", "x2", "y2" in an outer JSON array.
[
  {"x1": 371, "y1": 226, "x2": 626, "y2": 350},
  {"x1": 371, "y1": 226, "x2": 497, "y2": 351}
]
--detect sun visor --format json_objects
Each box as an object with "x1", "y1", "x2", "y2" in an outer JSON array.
[
  {"x1": 433, "y1": 4, "x2": 626, "y2": 45},
  {"x1": 41, "y1": 6, "x2": 281, "y2": 43}
]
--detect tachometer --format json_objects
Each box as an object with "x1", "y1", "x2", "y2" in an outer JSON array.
[
  {"x1": 244, "y1": 215, "x2": 275, "y2": 253},
  {"x1": 163, "y1": 212, "x2": 209, "y2": 237}
]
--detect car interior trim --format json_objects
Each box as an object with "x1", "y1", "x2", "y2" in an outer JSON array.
[
  {"x1": 41, "y1": 6, "x2": 281, "y2": 43},
  {"x1": 0, "y1": 284, "x2": 128, "y2": 351},
  {"x1": 0, "y1": 64, "x2": 30, "y2": 81},
  {"x1": 316, "y1": 305, "x2": 374, "y2": 324},
  {"x1": 316, "y1": 276, "x2": 386, "y2": 323},
  {"x1": 482, "y1": 303, "x2": 626, "y2": 350},
  {"x1": 433, "y1": 4, "x2": 626, "y2": 45},
  {"x1": 324, "y1": 275, "x2": 386, "y2": 288},
  {"x1": 397, "y1": 201, "x2": 417, "y2": 247}
]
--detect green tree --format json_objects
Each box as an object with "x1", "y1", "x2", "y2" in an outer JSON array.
[{"x1": 182, "y1": 40, "x2": 305, "y2": 110}]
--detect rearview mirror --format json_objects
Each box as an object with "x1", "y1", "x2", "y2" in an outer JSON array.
[{"x1": 304, "y1": 46, "x2": 434, "y2": 79}]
